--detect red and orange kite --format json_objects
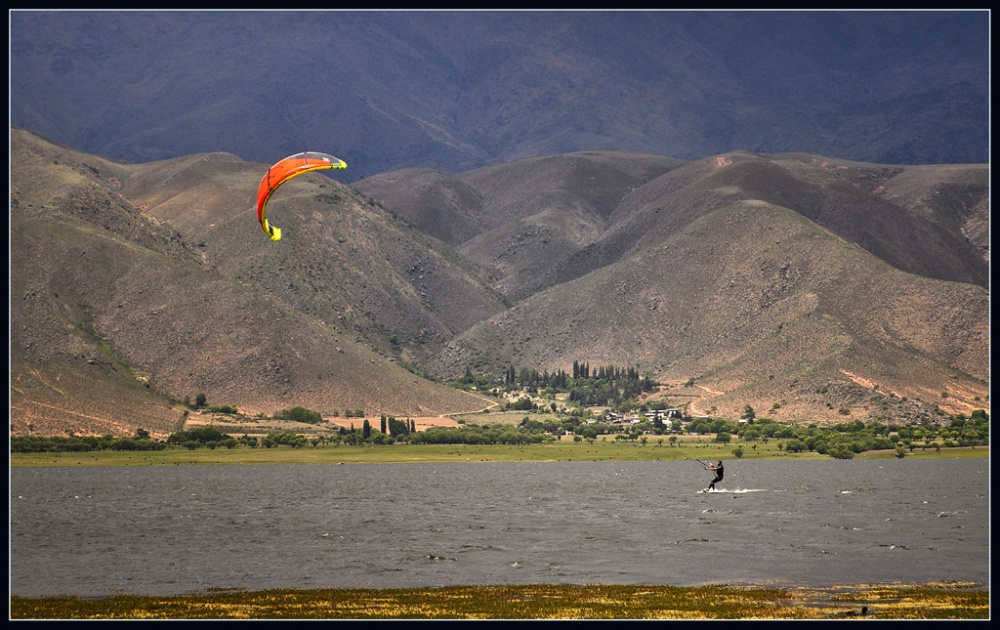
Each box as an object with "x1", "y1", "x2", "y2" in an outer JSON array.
[{"x1": 256, "y1": 151, "x2": 347, "y2": 241}]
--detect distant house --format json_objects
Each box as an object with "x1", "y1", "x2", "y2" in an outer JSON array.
[
  {"x1": 601, "y1": 412, "x2": 641, "y2": 425},
  {"x1": 644, "y1": 408, "x2": 682, "y2": 421}
]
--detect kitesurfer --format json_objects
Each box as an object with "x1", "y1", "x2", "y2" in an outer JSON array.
[{"x1": 705, "y1": 460, "x2": 724, "y2": 492}]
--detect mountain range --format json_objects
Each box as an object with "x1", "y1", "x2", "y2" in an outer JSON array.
[{"x1": 10, "y1": 127, "x2": 989, "y2": 438}]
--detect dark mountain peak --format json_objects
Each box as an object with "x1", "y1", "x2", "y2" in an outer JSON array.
[{"x1": 10, "y1": 12, "x2": 988, "y2": 179}]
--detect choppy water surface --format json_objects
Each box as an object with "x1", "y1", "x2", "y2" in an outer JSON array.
[{"x1": 10, "y1": 458, "x2": 988, "y2": 597}]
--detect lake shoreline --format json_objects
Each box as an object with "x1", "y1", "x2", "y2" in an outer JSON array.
[{"x1": 9, "y1": 440, "x2": 988, "y2": 467}]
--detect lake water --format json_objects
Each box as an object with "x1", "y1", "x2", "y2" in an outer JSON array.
[{"x1": 9, "y1": 458, "x2": 989, "y2": 598}]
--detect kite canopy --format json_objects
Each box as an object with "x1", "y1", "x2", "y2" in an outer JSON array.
[{"x1": 256, "y1": 151, "x2": 347, "y2": 241}]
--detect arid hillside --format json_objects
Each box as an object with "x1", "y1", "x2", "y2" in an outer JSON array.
[
  {"x1": 361, "y1": 152, "x2": 989, "y2": 424},
  {"x1": 10, "y1": 128, "x2": 989, "y2": 436},
  {"x1": 355, "y1": 151, "x2": 688, "y2": 300},
  {"x1": 10, "y1": 129, "x2": 496, "y2": 438},
  {"x1": 433, "y1": 197, "x2": 988, "y2": 423}
]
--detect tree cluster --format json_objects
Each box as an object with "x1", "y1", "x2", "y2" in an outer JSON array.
[
  {"x1": 492, "y1": 361, "x2": 657, "y2": 408},
  {"x1": 276, "y1": 407, "x2": 324, "y2": 424},
  {"x1": 736, "y1": 411, "x2": 989, "y2": 459},
  {"x1": 10, "y1": 432, "x2": 166, "y2": 453},
  {"x1": 407, "y1": 423, "x2": 553, "y2": 445}
]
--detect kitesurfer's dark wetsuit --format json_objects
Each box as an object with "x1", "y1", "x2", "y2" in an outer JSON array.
[{"x1": 708, "y1": 463, "x2": 724, "y2": 490}]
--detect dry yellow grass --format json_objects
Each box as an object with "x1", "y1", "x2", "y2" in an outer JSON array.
[{"x1": 10, "y1": 582, "x2": 988, "y2": 620}]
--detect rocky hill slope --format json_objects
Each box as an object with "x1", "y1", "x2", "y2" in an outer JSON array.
[
  {"x1": 10, "y1": 129, "x2": 497, "y2": 438},
  {"x1": 10, "y1": 128, "x2": 989, "y2": 436}
]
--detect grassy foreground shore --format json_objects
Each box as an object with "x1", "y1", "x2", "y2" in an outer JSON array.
[{"x1": 10, "y1": 582, "x2": 988, "y2": 619}]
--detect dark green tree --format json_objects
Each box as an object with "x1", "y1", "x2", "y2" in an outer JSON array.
[
  {"x1": 278, "y1": 406, "x2": 323, "y2": 424},
  {"x1": 388, "y1": 417, "x2": 410, "y2": 437}
]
